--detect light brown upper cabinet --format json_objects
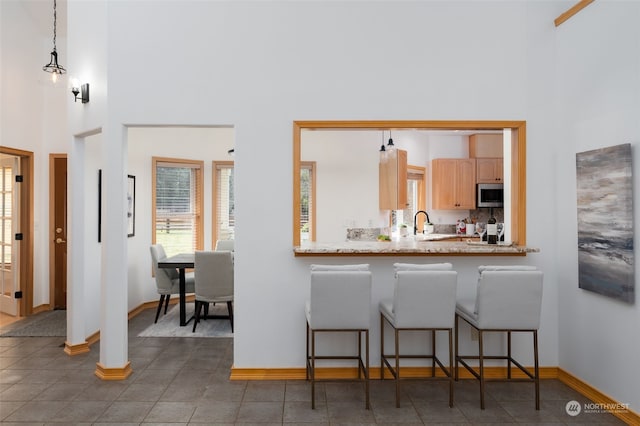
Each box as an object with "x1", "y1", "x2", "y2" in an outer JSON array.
[
  {"x1": 432, "y1": 158, "x2": 477, "y2": 210},
  {"x1": 379, "y1": 149, "x2": 408, "y2": 210},
  {"x1": 476, "y1": 158, "x2": 503, "y2": 183},
  {"x1": 469, "y1": 134, "x2": 503, "y2": 158}
]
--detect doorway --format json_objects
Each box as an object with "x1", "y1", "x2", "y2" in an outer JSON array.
[
  {"x1": 0, "y1": 147, "x2": 33, "y2": 317},
  {"x1": 50, "y1": 154, "x2": 67, "y2": 309}
]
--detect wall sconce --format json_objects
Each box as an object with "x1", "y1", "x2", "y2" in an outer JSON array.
[{"x1": 71, "y1": 83, "x2": 90, "y2": 103}]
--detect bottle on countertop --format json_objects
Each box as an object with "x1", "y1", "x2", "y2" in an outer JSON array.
[{"x1": 487, "y1": 216, "x2": 498, "y2": 245}]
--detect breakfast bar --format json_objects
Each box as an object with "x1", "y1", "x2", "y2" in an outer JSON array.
[{"x1": 294, "y1": 239, "x2": 539, "y2": 257}]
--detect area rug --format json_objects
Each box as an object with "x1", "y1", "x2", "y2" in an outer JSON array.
[
  {"x1": 138, "y1": 304, "x2": 233, "y2": 338},
  {"x1": 0, "y1": 310, "x2": 66, "y2": 337}
]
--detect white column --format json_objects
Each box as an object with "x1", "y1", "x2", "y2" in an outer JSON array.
[
  {"x1": 66, "y1": 136, "x2": 87, "y2": 352},
  {"x1": 97, "y1": 122, "x2": 130, "y2": 375}
]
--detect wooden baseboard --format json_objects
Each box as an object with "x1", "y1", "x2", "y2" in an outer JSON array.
[
  {"x1": 230, "y1": 366, "x2": 636, "y2": 423},
  {"x1": 558, "y1": 368, "x2": 639, "y2": 425},
  {"x1": 230, "y1": 366, "x2": 559, "y2": 381},
  {"x1": 95, "y1": 361, "x2": 132, "y2": 381},
  {"x1": 63, "y1": 341, "x2": 90, "y2": 356},
  {"x1": 31, "y1": 304, "x2": 51, "y2": 314},
  {"x1": 77, "y1": 296, "x2": 195, "y2": 347}
]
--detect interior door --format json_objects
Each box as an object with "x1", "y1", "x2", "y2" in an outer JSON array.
[
  {"x1": 52, "y1": 156, "x2": 67, "y2": 309},
  {"x1": 0, "y1": 155, "x2": 20, "y2": 316}
]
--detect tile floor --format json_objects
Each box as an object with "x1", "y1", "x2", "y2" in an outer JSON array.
[{"x1": 0, "y1": 309, "x2": 627, "y2": 425}]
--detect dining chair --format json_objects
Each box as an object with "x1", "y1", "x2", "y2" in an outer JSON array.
[
  {"x1": 150, "y1": 244, "x2": 195, "y2": 323},
  {"x1": 193, "y1": 250, "x2": 234, "y2": 333},
  {"x1": 305, "y1": 264, "x2": 372, "y2": 409},
  {"x1": 215, "y1": 239, "x2": 234, "y2": 251},
  {"x1": 380, "y1": 264, "x2": 457, "y2": 408},
  {"x1": 455, "y1": 265, "x2": 543, "y2": 409}
]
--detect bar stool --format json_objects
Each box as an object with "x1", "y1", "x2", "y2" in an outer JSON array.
[
  {"x1": 379, "y1": 263, "x2": 457, "y2": 408},
  {"x1": 305, "y1": 264, "x2": 372, "y2": 409},
  {"x1": 455, "y1": 265, "x2": 543, "y2": 409}
]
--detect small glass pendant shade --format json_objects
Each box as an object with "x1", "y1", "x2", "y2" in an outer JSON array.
[
  {"x1": 387, "y1": 130, "x2": 395, "y2": 149},
  {"x1": 43, "y1": 48, "x2": 66, "y2": 76}
]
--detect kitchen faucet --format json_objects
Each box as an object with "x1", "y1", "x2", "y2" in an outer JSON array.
[{"x1": 414, "y1": 210, "x2": 430, "y2": 235}]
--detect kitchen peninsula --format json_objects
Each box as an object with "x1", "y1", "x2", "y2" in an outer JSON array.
[{"x1": 294, "y1": 239, "x2": 539, "y2": 257}]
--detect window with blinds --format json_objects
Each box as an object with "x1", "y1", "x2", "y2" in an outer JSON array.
[
  {"x1": 152, "y1": 158, "x2": 204, "y2": 257},
  {"x1": 213, "y1": 161, "x2": 234, "y2": 243},
  {"x1": 300, "y1": 162, "x2": 316, "y2": 242}
]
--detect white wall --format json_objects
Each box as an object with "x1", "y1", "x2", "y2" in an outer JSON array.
[
  {"x1": 99, "y1": 0, "x2": 557, "y2": 372},
  {"x1": 554, "y1": 1, "x2": 640, "y2": 411},
  {"x1": 301, "y1": 130, "x2": 387, "y2": 242},
  {"x1": 0, "y1": 0, "x2": 68, "y2": 308}
]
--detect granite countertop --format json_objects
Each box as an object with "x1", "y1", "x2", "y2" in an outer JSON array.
[{"x1": 294, "y1": 237, "x2": 539, "y2": 257}]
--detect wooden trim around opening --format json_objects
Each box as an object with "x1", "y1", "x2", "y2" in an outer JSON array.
[
  {"x1": 554, "y1": 0, "x2": 595, "y2": 27},
  {"x1": 292, "y1": 120, "x2": 527, "y2": 248}
]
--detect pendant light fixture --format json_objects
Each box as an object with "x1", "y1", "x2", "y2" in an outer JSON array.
[
  {"x1": 387, "y1": 130, "x2": 395, "y2": 151},
  {"x1": 379, "y1": 131, "x2": 386, "y2": 152},
  {"x1": 42, "y1": 0, "x2": 66, "y2": 83}
]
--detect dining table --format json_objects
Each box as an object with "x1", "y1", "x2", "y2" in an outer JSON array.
[{"x1": 157, "y1": 253, "x2": 194, "y2": 326}]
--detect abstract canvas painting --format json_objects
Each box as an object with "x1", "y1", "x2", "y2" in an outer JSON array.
[{"x1": 576, "y1": 143, "x2": 634, "y2": 303}]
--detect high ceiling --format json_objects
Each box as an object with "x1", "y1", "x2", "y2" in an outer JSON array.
[{"x1": 21, "y1": 0, "x2": 67, "y2": 37}]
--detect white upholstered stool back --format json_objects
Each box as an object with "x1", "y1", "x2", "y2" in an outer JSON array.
[
  {"x1": 307, "y1": 270, "x2": 372, "y2": 330},
  {"x1": 475, "y1": 269, "x2": 543, "y2": 330},
  {"x1": 391, "y1": 270, "x2": 457, "y2": 329}
]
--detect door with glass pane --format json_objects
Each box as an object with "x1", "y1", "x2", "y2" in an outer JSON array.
[{"x1": 0, "y1": 155, "x2": 19, "y2": 316}]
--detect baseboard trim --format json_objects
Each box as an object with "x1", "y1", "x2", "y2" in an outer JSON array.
[
  {"x1": 63, "y1": 341, "x2": 90, "y2": 356},
  {"x1": 231, "y1": 365, "x2": 636, "y2": 422},
  {"x1": 80, "y1": 296, "x2": 195, "y2": 347},
  {"x1": 31, "y1": 304, "x2": 51, "y2": 314},
  {"x1": 95, "y1": 361, "x2": 132, "y2": 381},
  {"x1": 558, "y1": 368, "x2": 639, "y2": 425},
  {"x1": 230, "y1": 366, "x2": 559, "y2": 381}
]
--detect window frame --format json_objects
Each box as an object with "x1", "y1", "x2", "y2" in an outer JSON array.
[
  {"x1": 212, "y1": 160, "x2": 235, "y2": 246},
  {"x1": 293, "y1": 120, "x2": 526, "y2": 247},
  {"x1": 152, "y1": 157, "x2": 204, "y2": 256}
]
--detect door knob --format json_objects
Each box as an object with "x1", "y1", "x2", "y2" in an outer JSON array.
[{"x1": 55, "y1": 237, "x2": 66, "y2": 244}]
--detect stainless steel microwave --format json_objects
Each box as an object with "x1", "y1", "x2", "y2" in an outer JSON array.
[{"x1": 477, "y1": 183, "x2": 504, "y2": 208}]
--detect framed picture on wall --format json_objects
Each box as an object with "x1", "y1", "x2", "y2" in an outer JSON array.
[
  {"x1": 98, "y1": 169, "x2": 102, "y2": 242},
  {"x1": 99, "y1": 171, "x2": 136, "y2": 240},
  {"x1": 127, "y1": 175, "x2": 136, "y2": 237}
]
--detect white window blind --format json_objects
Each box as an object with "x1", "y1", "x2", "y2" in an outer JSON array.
[
  {"x1": 300, "y1": 162, "x2": 315, "y2": 242},
  {"x1": 154, "y1": 160, "x2": 202, "y2": 257},
  {"x1": 214, "y1": 163, "x2": 234, "y2": 242}
]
